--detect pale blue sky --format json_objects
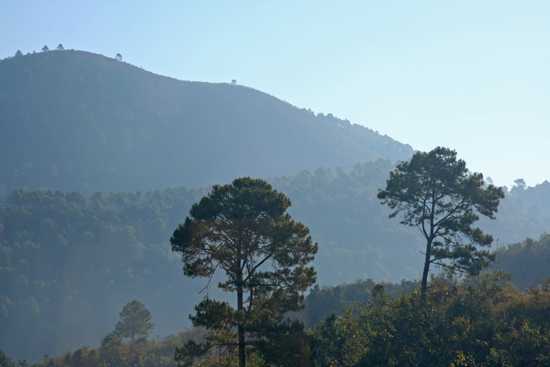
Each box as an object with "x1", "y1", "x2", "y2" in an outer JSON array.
[{"x1": 2, "y1": 1, "x2": 550, "y2": 188}]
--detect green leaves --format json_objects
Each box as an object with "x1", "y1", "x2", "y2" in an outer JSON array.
[
  {"x1": 170, "y1": 177, "x2": 317, "y2": 366},
  {"x1": 190, "y1": 298, "x2": 235, "y2": 331},
  {"x1": 310, "y1": 272, "x2": 550, "y2": 367},
  {"x1": 378, "y1": 147, "x2": 504, "y2": 301},
  {"x1": 113, "y1": 300, "x2": 155, "y2": 340}
]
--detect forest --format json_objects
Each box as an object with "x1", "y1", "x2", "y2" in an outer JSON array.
[
  {"x1": 2, "y1": 163, "x2": 550, "y2": 366},
  {"x1": 2, "y1": 49, "x2": 550, "y2": 366},
  {"x1": 3, "y1": 257, "x2": 550, "y2": 366}
]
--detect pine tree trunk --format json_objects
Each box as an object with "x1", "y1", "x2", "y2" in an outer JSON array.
[
  {"x1": 421, "y1": 193, "x2": 436, "y2": 305},
  {"x1": 238, "y1": 322, "x2": 245, "y2": 367},
  {"x1": 237, "y1": 260, "x2": 245, "y2": 367},
  {"x1": 420, "y1": 238, "x2": 432, "y2": 304}
]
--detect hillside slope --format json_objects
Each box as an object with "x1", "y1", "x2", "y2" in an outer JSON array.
[
  {"x1": 0, "y1": 50, "x2": 413, "y2": 195},
  {"x1": 3, "y1": 163, "x2": 550, "y2": 362}
]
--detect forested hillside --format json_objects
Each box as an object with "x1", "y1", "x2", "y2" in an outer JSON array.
[
  {"x1": 2, "y1": 162, "x2": 550, "y2": 362},
  {"x1": 0, "y1": 188, "x2": 211, "y2": 361},
  {"x1": 308, "y1": 272, "x2": 550, "y2": 366},
  {"x1": 0, "y1": 50, "x2": 412, "y2": 195},
  {"x1": 492, "y1": 233, "x2": 550, "y2": 290},
  {"x1": 2, "y1": 49, "x2": 550, "y2": 364}
]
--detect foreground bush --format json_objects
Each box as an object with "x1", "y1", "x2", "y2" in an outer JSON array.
[{"x1": 310, "y1": 271, "x2": 550, "y2": 367}]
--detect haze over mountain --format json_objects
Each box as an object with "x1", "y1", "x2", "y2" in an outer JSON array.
[
  {"x1": 2, "y1": 49, "x2": 550, "y2": 364},
  {"x1": 0, "y1": 50, "x2": 413, "y2": 196}
]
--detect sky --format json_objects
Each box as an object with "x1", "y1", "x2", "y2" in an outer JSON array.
[{"x1": 2, "y1": 0, "x2": 550, "y2": 188}]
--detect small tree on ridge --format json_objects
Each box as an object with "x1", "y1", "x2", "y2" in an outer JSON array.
[{"x1": 113, "y1": 300, "x2": 155, "y2": 340}]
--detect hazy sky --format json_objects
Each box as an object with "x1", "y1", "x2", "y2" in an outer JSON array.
[{"x1": 2, "y1": 1, "x2": 549, "y2": 188}]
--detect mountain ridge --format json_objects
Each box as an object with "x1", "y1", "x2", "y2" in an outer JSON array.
[{"x1": 0, "y1": 49, "x2": 413, "y2": 196}]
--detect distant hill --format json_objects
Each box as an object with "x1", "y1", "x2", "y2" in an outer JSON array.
[{"x1": 0, "y1": 50, "x2": 413, "y2": 196}]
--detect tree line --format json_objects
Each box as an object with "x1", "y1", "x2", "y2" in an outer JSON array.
[
  {"x1": 2, "y1": 148, "x2": 550, "y2": 364},
  {"x1": 3, "y1": 271, "x2": 549, "y2": 367},
  {"x1": 10, "y1": 46, "x2": 126, "y2": 61},
  {"x1": 165, "y1": 148, "x2": 505, "y2": 366}
]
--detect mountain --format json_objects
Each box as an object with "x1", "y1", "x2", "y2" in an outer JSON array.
[
  {"x1": 8, "y1": 49, "x2": 550, "y2": 363},
  {"x1": 0, "y1": 50, "x2": 413, "y2": 196}
]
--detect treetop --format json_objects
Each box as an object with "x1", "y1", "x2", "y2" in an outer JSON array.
[{"x1": 189, "y1": 177, "x2": 291, "y2": 221}]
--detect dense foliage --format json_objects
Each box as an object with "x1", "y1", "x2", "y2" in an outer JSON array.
[
  {"x1": 3, "y1": 162, "x2": 550, "y2": 362},
  {"x1": 480, "y1": 181, "x2": 550, "y2": 245},
  {"x1": 114, "y1": 300, "x2": 155, "y2": 340},
  {"x1": 310, "y1": 271, "x2": 550, "y2": 367},
  {"x1": 17, "y1": 272, "x2": 550, "y2": 367},
  {"x1": 171, "y1": 178, "x2": 317, "y2": 367},
  {"x1": 0, "y1": 349, "x2": 17, "y2": 367},
  {"x1": 0, "y1": 187, "x2": 208, "y2": 361},
  {"x1": 378, "y1": 147, "x2": 504, "y2": 301},
  {"x1": 298, "y1": 278, "x2": 420, "y2": 328},
  {"x1": 492, "y1": 233, "x2": 550, "y2": 290}
]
